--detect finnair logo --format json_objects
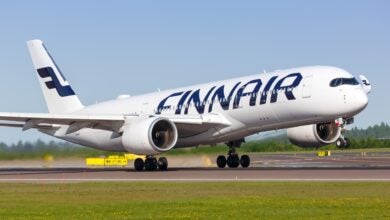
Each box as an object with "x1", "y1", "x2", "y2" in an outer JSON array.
[
  {"x1": 37, "y1": 67, "x2": 75, "y2": 97},
  {"x1": 156, "y1": 72, "x2": 303, "y2": 115},
  {"x1": 362, "y1": 80, "x2": 370, "y2": 86}
]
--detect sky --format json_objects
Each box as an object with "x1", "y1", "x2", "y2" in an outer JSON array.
[{"x1": 0, "y1": 0, "x2": 388, "y2": 144}]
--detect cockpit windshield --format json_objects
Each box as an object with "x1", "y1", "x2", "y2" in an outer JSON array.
[{"x1": 329, "y1": 77, "x2": 360, "y2": 87}]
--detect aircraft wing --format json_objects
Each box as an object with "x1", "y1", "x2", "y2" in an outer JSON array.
[
  {"x1": 0, "y1": 112, "x2": 126, "y2": 131},
  {"x1": 0, "y1": 112, "x2": 230, "y2": 133}
]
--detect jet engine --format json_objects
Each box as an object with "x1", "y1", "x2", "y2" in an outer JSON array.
[
  {"x1": 287, "y1": 122, "x2": 341, "y2": 147},
  {"x1": 122, "y1": 117, "x2": 178, "y2": 155}
]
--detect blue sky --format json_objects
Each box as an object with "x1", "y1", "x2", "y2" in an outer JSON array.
[{"x1": 0, "y1": 1, "x2": 388, "y2": 144}]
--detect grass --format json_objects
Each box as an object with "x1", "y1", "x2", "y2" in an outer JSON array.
[{"x1": 0, "y1": 182, "x2": 389, "y2": 219}]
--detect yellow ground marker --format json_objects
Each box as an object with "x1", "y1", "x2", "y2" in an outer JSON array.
[
  {"x1": 86, "y1": 154, "x2": 146, "y2": 167},
  {"x1": 317, "y1": 150, "x2": 331, "y2": 157}
]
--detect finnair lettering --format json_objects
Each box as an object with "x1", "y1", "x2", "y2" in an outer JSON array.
[{"x1": 156, "y1": 72, "x2": 303, "y2": 114}]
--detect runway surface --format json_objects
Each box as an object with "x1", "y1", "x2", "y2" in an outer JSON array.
[
  {"x1": 0, "y1": 167, "x2": 389, "y2": 182},
  {"x1": 0, "y1": 151, "x2": 389, "y2": 182}
]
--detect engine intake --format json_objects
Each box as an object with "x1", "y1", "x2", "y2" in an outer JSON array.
[
  {"x1": 122, "y1": 117, "x2": 178, "y2": 155},
  {"x1": 287, "y1": 122, "x2": 341, "y2": 147}
]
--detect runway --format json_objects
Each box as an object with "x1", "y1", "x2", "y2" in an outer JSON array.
[
  {"x1": 0, "y1": 167, "x2": 388, "y2": 182},
  {"x1": 0, "y1": 151, "x2": 389, "y2": 182}
]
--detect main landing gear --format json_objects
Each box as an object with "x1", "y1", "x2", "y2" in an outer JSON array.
[
  {"x1": 216, "y1": 139, "x2": 250, "y2": 168},
  {"x1": 134, "y1": 156, "x2": 168, "y2": 171}
]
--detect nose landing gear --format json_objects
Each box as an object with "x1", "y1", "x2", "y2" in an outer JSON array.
[
  {"x1": 216, "y1": 139, "x2": 251, "y2": 168},
  {"x1": 336, "y1": 136, "x2": 351, "y2": 148},
  {"x1": 335, "y1": 118, "x2": 353, "y2": 148}
]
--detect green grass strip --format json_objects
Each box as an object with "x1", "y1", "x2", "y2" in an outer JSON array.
[{"x1": 0, "y1": 182, "x2": 389, "y2": 219}]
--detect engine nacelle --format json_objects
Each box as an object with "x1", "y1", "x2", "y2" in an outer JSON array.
[
  {"x1": 122, "y1": 117, "x2": 178, "y2": 155},
  {"x1": 287, "y1": 122, "x2": 341, "y2": 148}
]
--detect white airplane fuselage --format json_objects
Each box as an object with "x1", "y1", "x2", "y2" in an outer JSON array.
[
  {"x1": 43, "y1": 65, "x2": 368, "y2": 152},
  {"x1": 0, "y1": 40, "x2": 371, "y2": 170}
]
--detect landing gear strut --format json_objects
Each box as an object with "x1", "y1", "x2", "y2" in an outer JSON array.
[
  {"x1": 134, "y1": 156, "x2": 168, "y2": 171},
  {"x1": 216, "y1": 139, "x2": 250, "y2": 168},
  {"x1": 335, "y1": 118, "x2": 353, "y2": 148}
]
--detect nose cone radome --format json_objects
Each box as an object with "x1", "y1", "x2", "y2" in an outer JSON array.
[{"x1": 354, "y1": 89, "x2": 369, "y2": 113}]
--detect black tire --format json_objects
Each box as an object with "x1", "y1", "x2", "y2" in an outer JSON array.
[
  {"x1": 134, "y1": 158, "x2": 144, "y2": 171},
  {"x1": 344, "y1": 137, "x2": 351, "y2": 148},
  {"x1": 240, "y1": 155, "x2": 250, "y2": 168},
  {"x1": 227, "y1": 154, "x2": 240, "y2": 168},
  {"x1": 158, "y1": 157, "x2": 168, "y2": 171},
  {"x1": 336, "y1": 138, "x2": 345, "y2": 148},
  {"x1": 145, "y1": 157, "x2": 158, "y2": 171},
  {"x1": 216, "y1": 155, "x2": 227, "y2": 168}
]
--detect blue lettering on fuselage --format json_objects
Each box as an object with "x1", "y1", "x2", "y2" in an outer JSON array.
[
  {"x1": 208, "y1": 82, "x2": 241, "y2": 112},
  {"x1": 270, "y1": 73, "x2": 302, "y2": 103},
  {"x1": 184, "y1": 87, "x2": 215, "y2": 114},
  {"x1": 157, "y1": 92, "x2": 183, "y2": 114},
  {"x1": 233, "y1": 79, "x2": 262, "y2": 109},
  {"x1": 155, "y1": 72, "x2": 303, "y2": 115},
  {"x1": 260, "y1": 76, "x2": 278, "y2": 105},
  {"x1": 175, "y1": 90, "x2": 192, "y2": 114}
]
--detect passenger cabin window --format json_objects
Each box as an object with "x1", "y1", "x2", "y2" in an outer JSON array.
[{"x1": 329, "y1": 77, "x2": 359, "y2": 87}]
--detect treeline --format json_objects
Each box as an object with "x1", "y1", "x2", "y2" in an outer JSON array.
[
  {"x1": 0, "y1": 140, "x2": 109, "y2": 160},
  {"x1": 345, "y1": 122, "x2": 390, "y2": 139}
]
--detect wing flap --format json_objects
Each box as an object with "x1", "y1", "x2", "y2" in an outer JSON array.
[{"x1": 167, "y1": 113, "x2": 231, "y2": 126}]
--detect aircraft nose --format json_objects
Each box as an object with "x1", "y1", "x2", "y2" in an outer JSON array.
[{"x1": 354, "y1": 89, "x2": 369, "y2": 112}]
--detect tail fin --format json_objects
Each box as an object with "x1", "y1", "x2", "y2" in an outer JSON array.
[{"x1": 27, "y1": 39, "x2": 84, "y2": 113}]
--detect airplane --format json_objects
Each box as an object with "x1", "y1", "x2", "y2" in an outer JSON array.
[{"x1": 0, "y1": 39, "x2": 371, "y2": 171}]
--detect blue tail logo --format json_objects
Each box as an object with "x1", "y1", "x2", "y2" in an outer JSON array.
[
  {"x1": 37, "y1": 67, "x2": 75, "y2": 97},
  {"x1": 362, "y1": 79, "x2": 371, "y2": 86}
]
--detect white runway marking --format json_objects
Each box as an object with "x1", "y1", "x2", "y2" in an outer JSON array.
[{"x1": 0, "y1": 178, "x2": 389, "y2": 182}]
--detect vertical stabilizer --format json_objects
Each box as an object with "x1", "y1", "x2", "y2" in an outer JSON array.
[{"x1": 27, "y1": 39, "x2": 84, "y2": 113}]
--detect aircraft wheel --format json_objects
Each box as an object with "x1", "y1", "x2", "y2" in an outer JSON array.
[
  {"x1": 134, "y1": 158, "x2": 144, "y2": 171},
  {"x1": 336, "y1": 138, "x2": 345, "y2": 148},
  {"x1": 227, "y1": 154, "x2": 240, "y2": 168},
  {"x1": 145, "y1": 157, "x2": 158, "y2": 171},
  {"x1": 158, "y1": 157, "x2": 168, "y2": 171},
  {"x1": 216, "y1": 155, "x2": 227, "y2": 168},
  {"x1": 240, "y1": 155, "x2": 250, "y2": 168},
  {"x1": 344, "y1": 137, "x2": 351, "y2": 148}
]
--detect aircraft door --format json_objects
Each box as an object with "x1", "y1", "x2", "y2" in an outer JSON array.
[{"x1": 302, "y1": 75, "x2": 313, "y2": 98}]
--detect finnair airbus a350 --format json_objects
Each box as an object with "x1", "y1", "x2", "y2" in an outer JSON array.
[{"x1": 0, "y1": 40, "x2": 371, "y2": 171}]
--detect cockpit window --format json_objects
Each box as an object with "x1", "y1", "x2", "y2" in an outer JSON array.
[{"x1": 329, "y1": 77, "x2": 359, "y2": 87}]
